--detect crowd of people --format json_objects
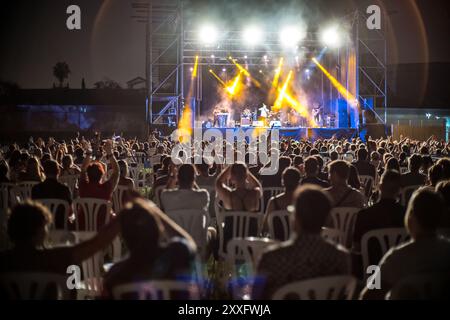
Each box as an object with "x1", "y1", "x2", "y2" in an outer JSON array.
[{"x1": 0, "y1": 131, "x2": 449, "y2": 300}]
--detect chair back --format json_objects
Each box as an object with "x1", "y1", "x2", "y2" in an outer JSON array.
[
  {"x1": 166, "y1": 209, "x2": 209, "y2": 253},
  {"x1": 73, "y1": 198, "x2": 112, "y2": 231},
  {"x1": 226, "y1": 237, "x2": 275, "y2": 274},
  {"x1": 38, "y1": 199, "x2": 71, "y2": 230},
  {"x1": 330, "y1": 207, "x2": 360, "y2": 246},
  {"x1": 0, "y1": 273, "x2": 70, "y2": 300},
  {"x1": 10, "y1": 181, "x2": 38, "y2": 205},
  {"x1": 112, "y1": 280, "x2": 200, "y2": 300},
  {"x1": 112, "y1": 185, "x2": 130, "y2": 213},
  {"x1": 361, "y1": 228, "x2": 409, "y2": 275},
  {"x1": 321, "y1": 227, "x2": 345, "y2": 246},
  {"x1": 359, "y1": 175, "x2": 374, "y2": 198},
  {"x1": 267, "y1": 210, "x2": 291, "y2": 241},
  {"x1": 216, "y1": 211, "x2": 263, "y2": 259},
  {"x1": 272, "y1": 275, "x2": 357, "y2": 300}
]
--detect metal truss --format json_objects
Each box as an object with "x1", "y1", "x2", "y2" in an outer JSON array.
[
  {"x1": 132, "y1": 2, "x2": 387, "y2": 129},
  {"x1": 351, "y1": 10, "x2": 388, "y2": 124}
]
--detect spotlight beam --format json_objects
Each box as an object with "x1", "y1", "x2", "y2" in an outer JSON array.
[
  {"x1": 208, "y1": 69, "x2": 226, "y2": 87},
  {"x1": 273, "y1": 70, "x2": 293, "y2": 111},
  {"x1": 272, "y1": 57, "x2": 284, "y2": 88},
  {"x1": 312, "y1": 57, "x2": 357, "y2": 107}
]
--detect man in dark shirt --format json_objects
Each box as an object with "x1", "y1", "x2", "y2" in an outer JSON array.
[
  {"x1": 300, "y1": 156, "x2": 330, "y2": 188},
  {"x1": 352, "y1": 170, "x2": 406, "y2": 271},
  {"x1": 352, "y1": 148, "x2": 376, "y2": 179},
  {"x1": 255, "y1": 185, "x2": 350, "y2": 299},
  {"x1": 32, "y1": 160, "x2": 72, "y2": 228},
  {"x1": 401, "y1": 154, "x2": 426, "y2": 188}
]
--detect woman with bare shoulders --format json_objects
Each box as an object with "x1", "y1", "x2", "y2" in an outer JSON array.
[{"x1": 215, "y1": 162, "x2": 262, "y2": 212}]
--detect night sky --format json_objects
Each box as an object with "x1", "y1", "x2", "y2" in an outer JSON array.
[{"x1": 1, "y1": 0, "x2": 449, "y2": 89}]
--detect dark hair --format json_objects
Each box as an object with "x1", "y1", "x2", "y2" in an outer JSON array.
[
  {"x1": 436, "y1": 158, "x2": 450, "y2": 180},
  {"x1": 330, "y1": 151, "x2": 339, "y2": 161},
  {"x1": 0, "y1": 160, "x2": 8, "y2": 179},
  {"x1": 282, "y1": 167, "x2": 301, "y2": 192},
  {"x1": 294, "y1": 185, "x2": 332, "y2": 233},
  {"x1": 304, "y1": 156, "x2": 319, "y2": 175},
  {"x1": 42, "y1": 159, "x2": 59, "y2": 177},
  {"x1": 436, "y1": 180, "x2": 450, "y2": 210},
  {"x1": 408, "y1": 188, "x2": 445, "y2": 232},
  {"x1": 429, "y1": 164, "x2": 444, "y2": 186},
  {"x1": 231, "y1": 162, "x2": 247, "y2": 182},
  {"x1": 87, "y1": 162, "x2": 104, "y2": 183},
  {"x1": 62, "y1": 155, "x2": 73, "y2": 169},
  {"x1": 279, "y1": 157, "x2": 292, "y2": 173},
  {"x1": 386, "y1": 157, "x2": 400, "y2": 172},
  {"x1": 357, "y1": 148, "x2": 368, "y2": 161},
  {"x1": 409, "y1": 154, "x2": 422, "y2": 172},
  {"x1": 178, "y1": 164, "x2": 196, "y2": 187},
  {"x1": 328, "y1": 160, "x2": 350, "y2": 180},
  {"x1": 7, "y1": 201, "x2": 52, "y2": 245},
  {"x1": 380, "y1": 170, "x2": 401, "y2": 195},
  {"x1": 293, "y1": 155, "x2": 303, "y2": 166},
  {"x1": 120, "y1": 199, "x2": 161, "y2": 256}
]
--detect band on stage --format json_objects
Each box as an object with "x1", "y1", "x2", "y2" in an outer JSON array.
[{"x1": 206, "y1": 101, "x2": 334, "y2": 128}]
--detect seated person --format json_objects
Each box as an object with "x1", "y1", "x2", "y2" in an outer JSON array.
[
  {"x1": 102, "y1": 199, "x2": 197, "y2": 299},
  {"x1": 401, "y1": 154, "x2": 426, "y2": 188},
  {"x1": 215, "y1": 162, "x2": 262, "y2": 212},
  {"x1": 161, "y1": 164, "x2": 209, "y2": 213},
  {"x1": 360, "y1": 188, "x2": 450, "y2": 300},
  {"x1": 0, "y1": 201, "x2": 120, "y2": 299},
  {"x1": 325, "y1": 160, "x2": 365, "y2": 209},
  {"x1": 254, "y1": 185, "x2": 351, "y2": 299},
  {"x1": 263, "y1": 167, "x2": 301, "y2": 239},
  {"x1": 31, "y1": 160, "x2": 73, "y2": 229},
  {"x1": 300, "y1": 156, "x2": 329, "y2": 188},
  {"x1": 117, "y1": 160, "x2": 134, "y2": 189},
  {"x1": 60, "y1": 155, "x2": 81, "y2": 176}
]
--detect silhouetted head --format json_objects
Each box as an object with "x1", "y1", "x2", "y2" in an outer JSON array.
[
  {"x1": 293, "y1": 185, "x2": 332, "y2": 234},
  {"x1": 282, "y1": 167, "x2": 301, "y2": 192},
  {"x1": 87, "y1": 162, "x2": 105, "y2": 183},
  {"x1": 177, "y1": 164, "x2": 196, "y2": 188},
  {"x1": 7, "y1": 201, "x2": 52, "y2": 248}
]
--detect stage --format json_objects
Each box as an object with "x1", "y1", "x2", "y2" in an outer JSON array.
[{"x1": 199, "y1": 126, "x2": 358, "y2": 141}]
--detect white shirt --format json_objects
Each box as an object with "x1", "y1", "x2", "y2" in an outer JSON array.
[{"x1": 160, "y1": 188, "x2": 210, "y2": 212}]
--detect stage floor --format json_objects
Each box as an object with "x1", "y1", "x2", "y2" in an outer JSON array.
[{"x1": 200, "y1": 127, "x2": 358, "y2": 140}]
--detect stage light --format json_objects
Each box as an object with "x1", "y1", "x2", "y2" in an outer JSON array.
[
  {"x1": 243, "y1": 26, "x2": 263, "y2": 46},
  {"x1": 244, "y1": 55, "x2": 248, "y2": 59},
  {"x1": 280, "y1": 26, "x2": 304, "y2": 48},
  {"x1": 222, "y1": 68, "x2": 226, "y2": 72},
  {"x1": 259, "y1": 70, "x2": 263, "y2": 73},
  {"x1": 305, "y1": 69, "x2": 310, "y2": 73},
  {"x1": 190, "y1": 67, "x2": 194, "y2": 72},
  {"x1": 321, "y1": 26, "x2": 340, "y2": 48},
  {"x1": 210, "y1": 54, "x2": 215, "y2": 58},
  {"x1": 199, "y1": 24, "x2": 218, "y2": 45},
  {"x1": 263, "y1": 55, "x2": 268, "y2": 60}
]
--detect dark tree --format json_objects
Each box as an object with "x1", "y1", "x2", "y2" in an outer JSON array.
[{"x1": 53, "y1": 62, "x2": 71, "y2": 87}]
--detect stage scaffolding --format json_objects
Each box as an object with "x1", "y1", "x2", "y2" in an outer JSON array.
[{"x1": 132, "y1": 1, "x2": 387, "y2": 132}]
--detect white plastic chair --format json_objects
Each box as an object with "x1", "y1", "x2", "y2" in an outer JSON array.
[
  {"x1": 226, "y1": 237, "x2": 276, "y2": 274},
  {"x1": 112, "y1": 185, "x2": 130, "y2": 213},
  {"x1": 37, "y1": 199, "x2": 71, "y2": 230},
  {"x1": 361, "y1": 228, "x2": 409, "y2": 278},
  {"x1": 73, "y1": 198, "x2": 112, "y2": 231},
  {"x1": 272, "y1": 275, "x2": 357, "y2": 300},
  {"x1": 0, "y1": 273, "x2": 71, "y2": 300},
  {"x1": 128, "y1": 166, "x2": 146, "y2": 191},
  {"x1": 330, "y1": 207, "x2": 360, "y2": 247},
  {"x1": 10, "y1": 181, "x2": 39, "y2": 205},
  {"x1": 71, "y1": 231, "x2": 105, "y2": 299},
  {"x1": 112, "y1": 280, "x2": 200, "y2": 300},
  {"x1": 387, "y1": 273, "x2": 450, "y2": 300},
  {"x1": 216, "y1": 211, "x2": 263, "y2": 259},
  {"x1": 400, "y1": 185, "x2": 422, "y2": 206},
  {"x1": 166, "y1": 209, "x2": 209, "y2": 256},
  {"x1": 321, "y1": 227, "x2": 345, "y2": 246},
  {"x1": 266, "y1": 210, "x2": 291, "y2": 241},
  {"x1": 59, "y1": 174, "x2": 79, "y2": 195}
]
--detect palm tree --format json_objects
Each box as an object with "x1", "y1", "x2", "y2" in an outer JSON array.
[{"x1": 53, "y1": 62, "x2": 71, "y2": 87}]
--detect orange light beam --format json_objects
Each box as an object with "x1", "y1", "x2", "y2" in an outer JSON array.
[
  {"x1": 272, "y1": 57, "x2": 284, "y2": 88},
  {"x1": 209, "y1": 69, "x2": 226, "y2": 87},
  {"x1": 228, "y1": 56, "x2": 261, "y2": 87},
  {"x1": 312, "y1": 57, "x2": 358, "y2": 107},
  {"x1": 226, "y1": 72, "x2": 242, "y2": 96},
  {"x1": 273, "y1": 70, "x2": 293, "y2": 111},
  {"x1": 192, "y1": 55, "x2": 199, "y2": 78}
]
